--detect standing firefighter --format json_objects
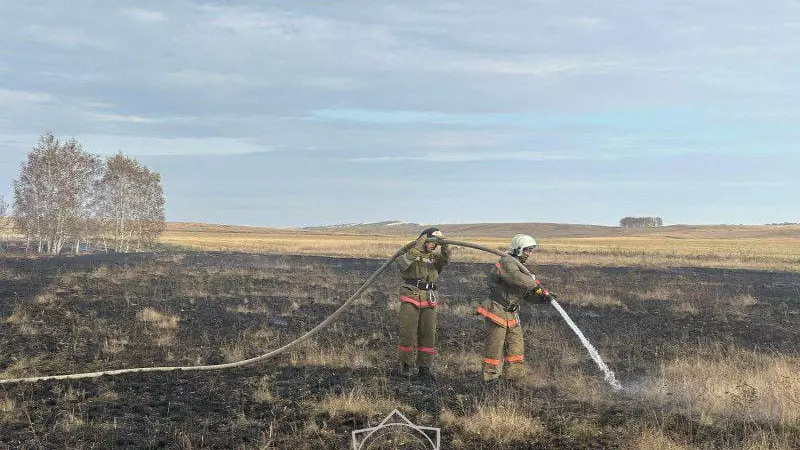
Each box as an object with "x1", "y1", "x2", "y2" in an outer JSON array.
[
  {"x1": 478, "y1": 234, "x2": 555, "y2": 382},
  {"x1": 396, "y1": 227, "x2": 452, "y2": 379}
]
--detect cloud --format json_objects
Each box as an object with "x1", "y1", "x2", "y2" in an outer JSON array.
[
  {"x1": 23, "y1": 24, "x2": 112, "y2": 50},
  {"x1": 75, "y1": 134, "x2": 274, "y2": 156},
  {"x1": 351, "y1": 151, "x2": 580, "y2": 163},
  {"x1": 87, "y1": 113, "x2": 159, "y2": 124},
  {"x1": 437, "y1": 56, "x2": 622, "y2": 76},
  {"x1": 122, "y1": 8, "x2": 167, "y2": 23},
  {"x1": 0, "y1": 89, "x2": 54, "y2": 105},
  {"x1": 165, "y1": 70, "x2": 249, "y2": 87}
]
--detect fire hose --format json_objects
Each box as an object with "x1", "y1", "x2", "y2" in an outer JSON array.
[{"x1": 0, "y1": 239, "x2": 621, "y2": 390}]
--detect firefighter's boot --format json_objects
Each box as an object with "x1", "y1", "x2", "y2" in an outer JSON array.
[{"x1": 417, "y1": 366, "x2": 435, "y2": 383}]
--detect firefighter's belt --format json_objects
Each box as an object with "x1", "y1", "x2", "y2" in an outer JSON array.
[
  {"x1": 492, "y1": 296, "x2": 519, "y2": 312},
  {"x1": 477, "y1": 306, "x2": 519, "y2": 328},
  {"x1": 403, "y1": 278, "x2": 437, "y2": 290}
]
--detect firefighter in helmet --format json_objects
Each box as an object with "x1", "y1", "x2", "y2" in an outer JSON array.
[
  {"x1": 478, "y1": 234, "x2": 554, "y2": 382},
  {"x1": 395, "y1": 227, "x2": 452, "y2": 379}
]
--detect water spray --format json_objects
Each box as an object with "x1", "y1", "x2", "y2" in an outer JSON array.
[{"x1": 549, "y1": 298, "x2": 623, "y2": 390}]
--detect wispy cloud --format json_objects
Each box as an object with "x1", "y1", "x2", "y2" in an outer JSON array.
[
  {"x1": 87, "y1": 113, "x2": 158, "y2": 124},
  {"x1": 75, "y1": 134, "x2": 273, "y2": 156},
  {"x1": 165, "y1": 70, "x2": 249, "y2": 87},
  {"x1": 122, "y1": 8, "x2": 167, "y2": 23},
  {"x1": 0, "y1": 89, "x2": 54, "y2": 105},
  {"x1": 351, "y1": 151, "x2": 580, "y2": 163},
  {"x1": 23, "y1": 24, "x2": 112, "y2": 50},
  {"x1": 310, "y1": 109, "x2": 537, "y2": 126},
  {"x1": 439, "y1": 56, "x2": 622, "y2": 76}
]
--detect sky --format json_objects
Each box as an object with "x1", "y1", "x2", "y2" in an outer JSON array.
[{"x1": 1, "y1": 1, "x2": 799, "y2": 227}]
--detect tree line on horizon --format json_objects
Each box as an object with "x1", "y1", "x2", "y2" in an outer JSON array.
[
  {"x1": 2, "y1": 132, "x2": 165, "y2": 254},
  {"x1": 619, "y1": 216, "x2": 663, "y2": 228}
]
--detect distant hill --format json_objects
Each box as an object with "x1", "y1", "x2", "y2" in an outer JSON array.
[{"x1": 303, "y1": 221, "x2": 619, "y2": 238}]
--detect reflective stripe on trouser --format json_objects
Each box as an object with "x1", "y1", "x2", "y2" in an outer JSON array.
[
  {"x1": 482, "y1": 319, "x2": 525, "y2": 381},
  {"x1": 398, "y1": 300, "x2": 437, "y2": 367}
]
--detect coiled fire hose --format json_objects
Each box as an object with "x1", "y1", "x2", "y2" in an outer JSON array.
[{"x1": 0, "y1": 239, "x2": 621, "y2": 389}]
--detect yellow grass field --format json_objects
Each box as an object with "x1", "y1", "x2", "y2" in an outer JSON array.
[{"x1": 160, "y1": 223, "x2": 800, "y2": 272}]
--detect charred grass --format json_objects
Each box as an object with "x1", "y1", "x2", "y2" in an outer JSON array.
[{"x1": 0, "y1": 252, "x2": 798, "y2": 448}]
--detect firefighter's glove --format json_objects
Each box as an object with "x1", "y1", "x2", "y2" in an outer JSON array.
[
  {"x1": 542, "y1": 291, "x2": 557, "y2": 301},
  {"x1": 527, "y1": 280, "x2": 555, "y2": 303},
  {"x1": 523, "y1": 289, "x2": 541, "y2": 303}
]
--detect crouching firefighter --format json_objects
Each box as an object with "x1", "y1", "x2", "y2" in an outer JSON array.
[
  {"x1": 478, "y1": 234, "x2": 555, "y2": 382},
  {"x1": 395, "y1": 227, "x2": 452, "y2": 379}
]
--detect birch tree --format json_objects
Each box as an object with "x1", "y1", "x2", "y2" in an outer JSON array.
[
  {"x1": 97, "y1": 153, "x2": 165, "y2": 252},
  {"x1": 12, "y1": 133, "x2": 101, "y2": 254}
]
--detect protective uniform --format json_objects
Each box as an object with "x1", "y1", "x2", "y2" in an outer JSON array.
[
  {"x1": 478, "y1": 234, "x2": 549, "y2": 381},
  {"x1": 396, "y1": 228, "x2": 451, "y2": 374}
]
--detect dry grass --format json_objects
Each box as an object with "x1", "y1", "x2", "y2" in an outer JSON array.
[
  {"x1": 670, "y1": 301, "x2": 700, "y2": 315},
  {"x1": 444, "y1": 303, "x2": 478, "y2": 317},
  {"x1": 438, "y1": 350, "x2": 483, "y2": 376},
  {"x1": 0, "y1": 395, "x2": 17, "y2": 424},
  {"x1": 161, "y1": 226, "x2": 800, "y2": 272},
  {"x1": 564, "y1": 292, "x2": 625, "y2": 308},
  {"x1": 740, "y1": 432, "x2": 799, "y2": 450},
  {"x1": 137, "y1": 308, "x2": 180, "y2": 347},
  {"x1": 634, "y1": 285, "x2": 685, "y2": 301},
  {"x1": 0, "y1": 356, "x2": 43, "y2": 380},
  {"x1": 312, "y1": 387, "x2": 399, "y2": 418},
  {"x1": 102, "y1": 335, "x2": 129, "y2": 355},
  {"x1": 0, "y1": 266, "x2": 29, "y2": 282},
  {"x1": 56, "y1": 410, "x2": 86, "y2": 431},
  {"x1": 728, "y1": 293, "x2": 758, "y2": 307},
  {"x1": 137, "y1": 308, "x2": 180, "y2": 330},
  {"x1": 2, "y1": 306, "x2": 30, "y2": 325},
  {"x1": 2, "y1": 306, "x2": 38, "y2": 336},
  {"x1": 628, "y1": 427, "x2": 689, "y2": 450},
  {"x1": 224, "y1": 303, "x2": 270, "y2": 315},
  {"x1": 289, "y1": 339, "x2": 375, "y2": 369},
  {"x1": 220, "y1": 328, "x2": 278, "y2": 363},
  {"x1": 644, "y1": 346, "x2": 800, "y2": 426},
  {"x1": 252, "y1": 375, "x2": 274, "y2": 403},
  {"x1": 442, "y1": 403, "x2": 546, "y2": 443}
]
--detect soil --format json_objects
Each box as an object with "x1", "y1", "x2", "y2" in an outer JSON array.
[{"x1": 1, "y1": 251, "x2": 799, "y2": 449}]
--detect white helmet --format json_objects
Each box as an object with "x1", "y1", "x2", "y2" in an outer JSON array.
[{"x1": 508, "y1": 234, "x2": 538, "y2": 256}]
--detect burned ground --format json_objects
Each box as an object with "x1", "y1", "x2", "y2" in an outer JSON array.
[{"x1": 1, "y1": 251, "x2": 799, "y2": 449}]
